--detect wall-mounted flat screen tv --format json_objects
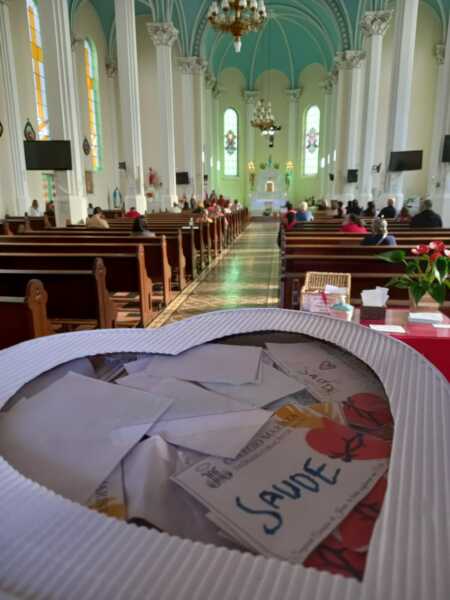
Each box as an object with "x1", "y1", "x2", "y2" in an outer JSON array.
[
  {"x1": 389, "y1": 151, "x2": 422, "y2": 172},
  {"x1": 24, "y1": 141, "x2": 72, "y2": 171},
  {"x1": 442, "y1": 136, "x2": 450, "y2": 163},
  {"x1": 176, "y1": 172, "x2": 189, "y2": 185}
]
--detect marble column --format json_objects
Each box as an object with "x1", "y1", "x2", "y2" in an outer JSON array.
[
  {"x1": 40, "y1": 0, "x2": 87, "y2": 226},
  {"x1": 147, "y1": 22, "x2": 179, "y2": 211},
  {"x1": 243, "y1": 90, "x2": 258, "y2": 200},
  {"x1": 205, "y1": 72, "x2": 216, "y2": 196},
  {"x1": 359, "y1": 11, "x2": 393, "y2": 204},
  {"x1": 193, "y1": 59, "x2": 208, "y2": 201},
  {"x1": 115, "y1": 0, "x2": 146, "y2": 214},
  {"x1": 326, "y1": 70, "x2": 338, "y2": 198},
  {"x1": 319, "y1": 78, "x2": 333, "y2": 198},
  {"x1": 212, "y1": 85, "x2": 221, "y2": 191},
  {"x1": 0, "y1": 0, "x2": 32, "y2": 215},
  {"x1": 105, "y1": 61, "x2": 120, "y2": 197},
  {"x1": 384, "y1": 0, "x2": 420, "y2": 207},
  {"x1": 336, "y1": 50, "x2": 365, "y2": 202},
  {"x1": 285, "y1": 88, "x2": 302, "y2": 199},
  {"x1": 177, "y1": 58, "x2": 197, "y2": 196},
  {"x1": 331, "y1": 62, "x2": 346, "y2": 197}
]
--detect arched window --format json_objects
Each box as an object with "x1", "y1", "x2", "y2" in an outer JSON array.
[
  {"x1": 303, "y1": 106, "x2": 320, "y2": 176},
  {"x1": 224, "y1": 108, "x2": 239, "y2": 177},
  {"x1": 84, "y1": 39, "x2": 103, "y2": 171},
  {"x1": 26, "y1": 0, "x2": 49, "y2": 140}
]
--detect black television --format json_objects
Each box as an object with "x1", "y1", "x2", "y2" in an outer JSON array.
[
  {"x1": 176, "y1": 171, "x2": 189, "y2": 185},
  {"x1": 442, "y1": 136, "x2": 450, "y2": 163},
  {"x1": 389, "y1": 150, "x2": 423, "y2": 172},
  {"x1": 347, "y1": 169, "x2": 358, "y2": 183},
  {"x1": 24, "y1": 140, "x2": 72, "y2": 171}
]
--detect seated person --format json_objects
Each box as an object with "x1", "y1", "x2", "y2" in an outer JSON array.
[
  {"x1": 28, "y1": 199, "x2": 43, "y2": 217},
  {"x1": 87, "y1": 207, "x2": 110, "y2": 229},
  {"x1": 296, "y1": 202, "x2": 314, "y2": 222},
  {"x1": 379, "y1": 197, "x2": 397, "y2": 219},
  {"x1": 396, "y1": 206, "x2": 411, "y2": 223},
  {"x1": 340, "y1": 214, "x2": 368, "y2": 233},
  {"x1": 131, "y1": 216, "x2": 155, "y2": 237},
  {"x1": 172, "y1": 202, "x2": 182, "y2": 214},
  {"x1": 363, "y1": 201, "x2": 376, "y2": 217},
  {"x1": 411, "y1": 199, "x2": 443, "y2": 228},
  {"x1": 349, "y1": 199, "x2": 362, "y2": 216},
  {"x1": 125, "y1": 206, "x2": 141, "y2": 218},
  {"x1": 282, "y1": 202, "x2": 298, "y2": 230},
  {"x1": 182, "y1": 201, "x2": 190, "y2": 211},
  {"x1": 316, "y1": 199, "x2": 328, "y2": 211},
  {"x1": 334, "y1": 201, "x2": 344, "y2": 219},
  {"x1": 87, "y1": 202, "x2": 95, "y2": 216},
  {"x1": 361, "y1": 218, "x2": 397, "y2": 246}
]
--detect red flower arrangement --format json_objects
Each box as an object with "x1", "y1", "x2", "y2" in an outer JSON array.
[{"x1": 380, "y1": 241, "x2": 450, "y2": 305}]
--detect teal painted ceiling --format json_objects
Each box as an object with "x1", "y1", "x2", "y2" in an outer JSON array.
[{"x1": 69, "y1": 0, "x2": 450, "y2": 86}]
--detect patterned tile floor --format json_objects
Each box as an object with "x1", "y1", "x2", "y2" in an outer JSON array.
[{"x1": 150, "y1": 221, "x2": 280, "y2": 327}]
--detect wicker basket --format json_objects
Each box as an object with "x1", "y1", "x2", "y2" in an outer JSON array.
[{"x1": 301, "y1": 272, "x2": 351, "y2": 313}]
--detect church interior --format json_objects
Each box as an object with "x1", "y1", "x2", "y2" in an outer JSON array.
[{"x1": 0, "y1": 2, "x2": 450, "y2": 599}]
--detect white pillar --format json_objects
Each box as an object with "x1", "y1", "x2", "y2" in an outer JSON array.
[
  {"x1": 0, "y1": 0, "x2": 31, "y2": 215},
  {"x1": 193, "y1": 60, "x2": 207, "y2": 201},
  {"x1": 319, "y1": 78, "x2": 333, "y2": 198},
  {"x1": 336, "y1": 51, "x2": 365, "y2": 202},
  {"x1": 115, "y1": 0, "x2": 146, "y2": 214},
  {"x1": 285, "y1": 88, "x2": 302, "y2": 199},
  {"x1": 325, "y1": 71, "x2": 338, "y2": 198},
  {"x1": 177, "y1": 58, "x2": 197, "y2": 196},
  {"x1": 147, "y1": 23, "x2": 178, "y2": 212},
  {"x1": 205, "y1": 72, "x2": 216, "y2": 195},
  {"x1": 40, "y1": 0, "x2": 87, "y2": 226},
  {"x1": 359, "y1": 11, "x2": 393, "y2": 204},
  {"x1": 212, "y1": 85, "x2": 221, "y2": 193},
  {"x1": 384, "y1": 0, "x2": 419, "y2": 207},
  {"x1": 243, "y1": 90, "x2": 258, "y2": 200},
  {"x1": 332, "y1": 62, "x2": 346, "y2": 197},
  {"x1": 106, "y1": 61, "x2": 120, "y2": 195}
]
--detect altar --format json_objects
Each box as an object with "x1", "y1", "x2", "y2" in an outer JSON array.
[{"x1": 249, "y1": 164, "x2": 287, "y2": 216}]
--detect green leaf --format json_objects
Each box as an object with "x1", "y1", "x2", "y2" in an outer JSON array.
[
  {"x1": 410, "y1": 282, "x2": 428, "y2": 305},
  {"x1": 406, "y1": 261, "x2": 419, "y2": 274},
  {"x1": 435, "y1": 257, "x2": 449, "y2": 281},
  {"x1": 429, "y1": 284, "x2": 447, "y2": 305},
  {"x1": 379, "y1": 250, "x2": 407, "y2": 263}
]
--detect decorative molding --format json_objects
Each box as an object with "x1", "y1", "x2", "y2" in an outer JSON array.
[
  {"x1": 285, "y1": 87, "x2": 303, "y2": 102},
  {"x1": 146, "y1": 22, "x2": 178, "y2": 47},
  {"x1": 105, "y1": 61, "x2": 118, "y2": 78},
  {"x1": 434, "y1": 43, "x2": 445, "y2": 66},
  {"x1": 335, "y1": 50, "x2": 365, "y2": 70},
  {"x1": 205, "y1": 71, "x2": 217, "y2": 89},
  {"x1": 243, "y1": 90, "x2": 259, "y2": 105},
  {"x1": 176, "y1": 56, "x2": 208, "y2": 75},
  {"x1": 360, "y1": 11, "x2": 393, "y2": 38},
  {"x1": 319, "y1": 77, "x2": 335, "y2": 95},
  {"x1": 212, "y1": 84, "x2": 222, "y2": 99},
  {"x1": 71, "y1": 36, "x2": 84, "y2": 50}
]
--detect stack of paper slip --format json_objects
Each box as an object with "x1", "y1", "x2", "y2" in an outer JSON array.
[
  {"x1": 408, "y1": 312, "x2": 444, "y2": 324},
  {"x1": 361, "y1": 287, "x2": 389, "y2": 307}
]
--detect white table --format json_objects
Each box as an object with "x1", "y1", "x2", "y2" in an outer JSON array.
[{"x1": 0, "y1": 308, "x2": 449, "y2": 600}]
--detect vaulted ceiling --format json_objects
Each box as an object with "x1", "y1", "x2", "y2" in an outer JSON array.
[{"x1": 69, "y1": 0, "x2": 450, "y2": 86}]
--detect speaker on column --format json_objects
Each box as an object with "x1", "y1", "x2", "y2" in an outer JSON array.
[{"x1": 347, "y1": 169, "x2": 358, "y2": 183}]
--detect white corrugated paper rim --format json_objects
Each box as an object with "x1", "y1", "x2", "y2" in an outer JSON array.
[{"x1": 0, "y1": 308, "x2": 449, "y2": 600}]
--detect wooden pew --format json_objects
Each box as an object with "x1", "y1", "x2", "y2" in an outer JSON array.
[
  {"x1": 0, "y1": 279, "x2": 51, "y2": 349},
  {"x1": 0, "y1": 247, "x2": 154, "y2": 326},
  {"x1": 0, "y1": 259, "x2": 117, "y2": 331}
]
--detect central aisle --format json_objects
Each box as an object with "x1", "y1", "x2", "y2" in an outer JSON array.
[{"x1": 151, "y1": 221, "x2": 280, "y2": 326}]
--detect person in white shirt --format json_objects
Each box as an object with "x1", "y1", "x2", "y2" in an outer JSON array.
[
  {"x1": 172, "y1": 202, "x2": 182, "y2": 214},
  {"x1": 28, "y1": 199, "x2": 43, "y2": 217}
]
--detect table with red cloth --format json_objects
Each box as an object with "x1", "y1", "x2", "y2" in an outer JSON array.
[{"x1": 354, "y1": 309, "x2": 450, "y2": 381}]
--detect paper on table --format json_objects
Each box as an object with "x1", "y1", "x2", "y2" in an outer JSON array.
[
  {"x1": 265, "y1": 342, "x2": 386, "y2": 403},
  {"x1": 369, "y1": 325, "x2": 406, "y2": 333},
  {"x1": 202, "y1": 363, "x2": 306, "y2": 408},
  {"x1": 0, "y1": 373, "x2": 172, "y2": 504},
  {"x1": 122, "y1": 435, "x2": 241, "y2": 549},
  {"x1": 141, "y1": 344, "x2": 263, "y2": 384},
  {"x1": 433, "y1": 324, "x2": 450, "y2": 329},
  {"x1": 408, "y1": 312, "x2": 443, "y2": 323}
]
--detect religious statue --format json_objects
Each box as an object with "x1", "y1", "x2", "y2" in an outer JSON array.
[
  {"x1": 148, "y1": 167, "x2": 159, "y2": 187},
  {"x1": 112, "y1": 187, "x2": 122, "y2": 209}
]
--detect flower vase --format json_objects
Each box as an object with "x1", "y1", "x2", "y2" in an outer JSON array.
[{"x1": 409, "y1": 291, "x2": 440, "y2": 311}]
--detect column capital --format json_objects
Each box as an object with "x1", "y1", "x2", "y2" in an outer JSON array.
[
  {"x1": 205, "y1": 71, "x2": 217, "y2": 89},
  {"x1": 434, "y1": 43, "x2": 445, "y2": 66},
  {"x1": 335, "y1": 50, "x2": 365, "y2": 70},
  {"x1": 177, "y1": 56, "x2": 208, "y2": 75},
  {"x1": 212, "y1": 84, "x2": 222, "y2": 99},
  {"x1": 243, "y1": 90, "x2": 259, "y2": 105},
  {"x1": 105, "y1": 61, "x2": 118, "y2": 78},
  {"x1": 319, "y1": 77, "x2": 335, "y2": 95},
  {"x1": 285, "y1": 87, "x2": 303, "y2": 102},
  {"x1": 146, "y1": 22, "x2": 178, "y2": 47},
  {"x1": 361, "y1": 11, "x2": 393, "y2": 38}
]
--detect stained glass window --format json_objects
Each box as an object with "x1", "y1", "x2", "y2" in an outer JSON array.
[
  {"x1": 42, "y1": 173, "x2": 55, "y2": 205},
  {"x1": 26, "y1": 0, "x2": 49, "y2": 140},
  {"x1": 303, "y1": 106, "x2": 320, "y2": 176},
  {"x1": 84, "y1": 39, "x2": 103, "y2": 171},
  {"x1": 224, "y1": 108, "x2": 238, "y2": 177}
]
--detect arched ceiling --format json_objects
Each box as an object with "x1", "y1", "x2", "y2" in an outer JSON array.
[{"x1": 69, "y1": 0, "x2": 450, "y2": 86}]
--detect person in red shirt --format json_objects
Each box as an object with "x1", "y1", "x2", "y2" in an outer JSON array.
[
  {"x1": 125, "y1": 206, "x2": 141, "y2": 219},
  {"x1": 340, "y1": 214, "x2": 368, "y2": 233}
]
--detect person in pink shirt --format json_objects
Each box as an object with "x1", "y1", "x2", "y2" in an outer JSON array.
[
  {"x1": 125, "y1": 207, "x2": 141, "y2": 219},
  {"x1": 340, "y1": 214, "x2": 368, "y2": 233}
]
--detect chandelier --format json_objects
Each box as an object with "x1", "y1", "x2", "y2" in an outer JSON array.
[
  {"x1": 208, "y1": 1, "x2": 267, "y2": 53},
  {"x1": 251, "y1": 99, "x2": 281, "y2": 132}
]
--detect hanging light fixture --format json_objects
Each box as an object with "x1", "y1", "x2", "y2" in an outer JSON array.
[{"x1": 208, "y1": 0, "x2": 267, "y2": 53}]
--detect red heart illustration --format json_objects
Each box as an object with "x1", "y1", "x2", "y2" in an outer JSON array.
[
  {"x1": 306, "y1": 418, "x2": 391, "y2": 461},
  {"x1": 339, "y1": 476, "x2": 388, "y2": 551},
  {"x1": 343, "y1": 394, "x2": 393, "y2": 435},
  {"x1": 304, "y1": 533, "x2": 367, "y2": 581}
]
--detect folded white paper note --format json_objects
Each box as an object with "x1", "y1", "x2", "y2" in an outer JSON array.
[
  {"x1": 369, "y1": 325, "x2": 406, "y2": 333},
  {"x1": 361, "y1": 287, "x2": 389, "y2": 307},
  {"x1": 408, "y1": 312, "x2": 444, "y2": 323},
  {"x1": 141, "y1": 344, "x2": 263, "y2": 384},
  {"x1": 433, "y1": 324, "x2": 450, "y2": 329},
  {"x1": 203, "y1": 363, "x2": 306, "y2": 408},
  {"x1": 0, "y1": 373, "x2": 173, "y2": 504}
]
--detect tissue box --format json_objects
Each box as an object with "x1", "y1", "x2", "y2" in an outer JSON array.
[{"x1": 360, "y1": 306, "x2": 387, "y2": 321}]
